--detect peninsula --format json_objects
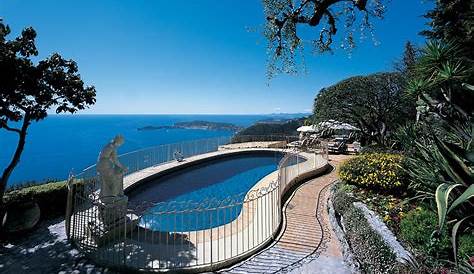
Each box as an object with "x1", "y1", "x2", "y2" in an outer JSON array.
[{"x1": 137, "y1": 120, "x2": 242, "y2": 131}]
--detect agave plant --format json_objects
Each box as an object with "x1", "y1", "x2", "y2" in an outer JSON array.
[
  {"x1": 407, "y1": 41, "x2": 474, "y2": 124},
  {"x1": 404, "y1": 40, "x2": 474, "y2": 266},
  {"x1": 433, "y1": 129, "x2": 474, "y2": 263}
]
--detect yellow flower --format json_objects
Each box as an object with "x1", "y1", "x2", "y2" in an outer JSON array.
[{"x1": 387, "y1": 202, "x2": 394, "y2": 209}]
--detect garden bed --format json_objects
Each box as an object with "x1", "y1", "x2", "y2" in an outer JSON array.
[
  {"x1": 331, "y1": 184, "x2": 413, "y2": 273},
  {"x1": 335, "y1": 152, "x2": 473, "y2": 273}
]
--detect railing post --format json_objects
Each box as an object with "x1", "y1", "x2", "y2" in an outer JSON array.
[
  {"x1": 297, "y1": 152, "x2": 300, "y2": 177},
  {"x1": 210, "y1": 209, "x2": 213, "y2": 267},
  {"x1": 65, "y1": 175, "x2": 75, "y2": 240}
]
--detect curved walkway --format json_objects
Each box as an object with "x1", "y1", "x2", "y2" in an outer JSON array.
[{"x1": 220, "y1": 155, "x2": 352, "y2": 274}]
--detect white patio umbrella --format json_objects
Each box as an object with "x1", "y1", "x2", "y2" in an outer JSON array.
[
  {"x1": 318, "y1": 120, "x2": 360, "y2": 131},
  {"x1": 296, "y1": 125, "x2": 318, "y2": 133}
]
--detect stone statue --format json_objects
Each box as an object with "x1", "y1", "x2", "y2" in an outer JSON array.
[{"x1": 97, "y1": 135, "x2": 128, "y2": 199}]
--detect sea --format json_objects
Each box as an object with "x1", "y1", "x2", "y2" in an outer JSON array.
[{"x1": 0, "y1": 114, "x2": 304, "y2": 188}]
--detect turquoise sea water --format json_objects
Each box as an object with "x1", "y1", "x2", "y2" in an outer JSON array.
[{"x1": 0, "y1": 114, "x2": 290, "y2": 187}]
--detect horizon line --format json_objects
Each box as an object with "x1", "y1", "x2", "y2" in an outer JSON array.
[{"x1": 48, "y1": 112, "x2": 312, "y2": 116}]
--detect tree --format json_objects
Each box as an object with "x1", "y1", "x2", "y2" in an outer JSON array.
[
  {"x1": 395, "y1": 41, "x2": 419, "y2": 77},
  {"x1": 262, "y1": 0, "x2": 387, "y2": 78},
  {"x1": 394, "y1": 41, "x2": 421, "y2": 121},
  {"x1": 0, "y1": 19, "x2": 96, "y2": 211},
  {"x1": 420, "y1": 0, "x2": 474, "y2": 61},
  {"x1": 312, "y1": 72, "x2": 415, "y2": 146}
]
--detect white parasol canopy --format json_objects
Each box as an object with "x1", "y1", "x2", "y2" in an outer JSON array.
[
  {"x1": 296, "y1": 125, "x2": 318, "y2": 133},
  {"x1": 318, "y1": 120, "x2": 360, "y2": 131}
]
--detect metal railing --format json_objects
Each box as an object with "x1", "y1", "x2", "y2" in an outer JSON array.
[
  {"x1": 79, "y1": 136, "x2": 232, "y2": 179},
  {"x1": 66, "y1": 137, "x2": 328, "y2": 272}
]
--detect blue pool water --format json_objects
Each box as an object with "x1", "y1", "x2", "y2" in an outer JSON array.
[{"x1": 128, "y1": 152, "x2": 284, "y2": 232}]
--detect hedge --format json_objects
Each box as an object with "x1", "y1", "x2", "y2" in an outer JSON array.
[
  {"x1": 3, "y1": 180, "x2": 69, "y2": 220},
  {"x1": 332, "y1": 184, "x2": 408, "y2": 273}
]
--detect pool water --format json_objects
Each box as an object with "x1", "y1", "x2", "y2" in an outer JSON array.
[{"x1": 128, "y1": 152, "x2": 284, "y2": 232}]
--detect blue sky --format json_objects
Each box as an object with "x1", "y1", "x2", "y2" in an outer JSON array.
[{"x1": 1, "y1": 1, "x2": 432, "y2": 114}]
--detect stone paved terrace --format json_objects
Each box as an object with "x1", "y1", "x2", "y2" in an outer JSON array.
[{"x1": 220, "y1": 155, "x2": 354, "y2": 274}]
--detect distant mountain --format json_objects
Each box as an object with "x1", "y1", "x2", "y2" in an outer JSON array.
[
  {"x1": 255, "y1": 118, "x2": 293, "y2": 125},
  {"x1": 138, "y1": 120, "x2": 242, "y2": 131}
]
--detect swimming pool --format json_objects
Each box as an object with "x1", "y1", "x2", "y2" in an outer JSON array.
[{"x1": 127, "y1": 151, "x2": 291, "y2": 232}]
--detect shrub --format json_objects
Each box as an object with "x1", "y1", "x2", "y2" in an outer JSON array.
[
  {"x1": 343, "y1": 205, "x2": 398, "y2": 273},
  {"x1": 3, "y1": 180, "x2": 69, "y2": 219},
  {"x1": 400, "y1": 207, "x2": 450, "y2": 260},
  {"x1": 339, "y1": 153, "x2": 406, "y2": 193},
  {"x1": 458, "y1": 233, "x2": 474, "y2": 262},
  {"x1": 332, "y1": 183, "x2": 356, "y2": 215}
]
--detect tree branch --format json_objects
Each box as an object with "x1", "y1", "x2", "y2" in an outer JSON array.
[
  {"x1": 309, "y1": 0, "x2": 340, "y2": 26},
  {"x1": 0, "y1": 120, "x2": 21, "y2": 134}
]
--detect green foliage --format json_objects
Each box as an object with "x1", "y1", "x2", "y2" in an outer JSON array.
[
  {"x1": 420, "y1": 0, "x2": 474, "y2": 61},
  {"x1": 262, "y1": 0, "x2": 387, "y2": 78},
  {"x1": 394, "y1": 123, "x2": 442, "y2": 192},
  {"x1": 407, "y1": 125, "x2": 474, "y2": 263},
  {"x1": 0, "y1": 19, "x2": 96, "y2": 206},
  {"x1": 406, "y1": 125, "x2": 474, "y2": 264},
  {"x1": 400, "y1": 37, "x2": 474, "y2": 267},
  {"x1": 332, "y1": 183, "x2": 356, "y2": 215},
  {"x1": 332, "y1": 185, "x2": 400, "y2": 273},
  {"x1": 3, "y1": 181, "x2": 69, "y2": 219},
  {"x1": 341, "y1": 204, "x2": 398, "y2": 273},
  {"x1": 348, "y1": 187, "x2": 410, "y2": 233},
  {"x1": 457, "y1": 233, "x2": 474, "y2": 262},
  {"x1": 400, "y1": 208, "x2": 450, "y2": 260},
  {"x1": 407, "y1": 41, "x2": 474, "y2": 123},
  {"x1": 339, "y1": 153, "x2": 406, "y2": 193},
  {"x1": 313, "y1": 72, "x2": 415, "y2": 146},
  {"x1": 394, "y1": 41, "x2": 420, "y2": 78},
  {"x1": 232, "y1": 119, "x2": 303, "y2": 142},
  {"x1": 359, "y1": 145, "x2": 398, "y2": 154}
]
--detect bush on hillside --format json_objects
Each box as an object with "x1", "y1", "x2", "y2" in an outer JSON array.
[{"x1": 339, "y1": 153, "x2": 406, "y2": 193}]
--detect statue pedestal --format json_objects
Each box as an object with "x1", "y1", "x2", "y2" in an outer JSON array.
[
  {"x1": 98, "y1": 195, "x2": 128, "y2": 227},
  {"x1": 88, "y1": 195, "x2": 139, "y2": 247}
]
